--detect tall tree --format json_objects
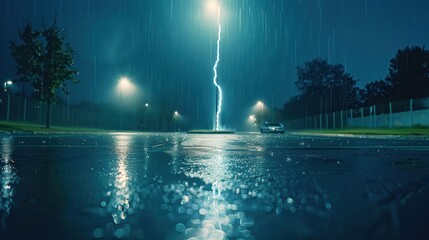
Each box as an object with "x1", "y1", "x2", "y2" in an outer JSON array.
[
  {"x1": 33, "y1": 18, "x2": 78, "y2": 128},
  {"x1": 10, "y1": 21, "x2": 44, "y2": 97},
  {"x1": 10, "y1": 18, "x2": 78, "y2": 128},
  {"x1": 295, "y1": 58, "x2": 359, "y2": 116},
  {"x1": 386, "y1": 46, "x2": 429, "y2": 101},
  {"x1": 360, "y1": 80, "x2": 391, "y2": 105}
]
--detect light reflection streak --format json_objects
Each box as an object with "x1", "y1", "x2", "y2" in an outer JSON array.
[
  {"x1": 167, "y1": 136, "x2": 254, "y2": 239},
  {"x1": 170, "y1": 136, "x2": 180, "y2": 174},
  {"x1": 0, "y1": 137, "x2": 19, "y2": 227},
  {"x1": 103, "y1": 135, "x2": 136, "y2": 238},
  {"x1": 195, "y1": 139, "x2": 236, "y2": 239}
]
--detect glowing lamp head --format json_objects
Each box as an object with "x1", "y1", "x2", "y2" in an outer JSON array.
[
  {"x1": 6, "y1": 81, "x2": 13, "y2": 85},
  {"x1": 145, "y1": 103, "x2": 149, "y2": 107},
  {"x1": 174, "y1": 111, "x2": 179, "y2": 116},
  {"x1": 118, "y1": 76, "x2": 136, "y2": 94},
  {"x1": 119, "y1": 77, "x2": 130, "y2": 88},
  {"x1": 208, "y1": 1, "x2": 219, "y2": 10},
  {"x1": 257, "y1": 101, "x2": 264, "y2": 106},
  {"x1": 206, "y1": 0, "x2": 220, "y2": 16}
]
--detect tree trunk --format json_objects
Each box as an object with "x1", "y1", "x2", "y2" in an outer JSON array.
[
  {"x1": 46, "y1": 100, "x2": 51, "y2": 128},
  {"x1": 22, "y1": 82, "x2": 26, "y2": 98},
  {"x1": 23, "y1": 82, "x2": 27, "y2": 122}
]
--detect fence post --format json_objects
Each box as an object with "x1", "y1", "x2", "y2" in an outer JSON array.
[
  {"x1": 373, "y1": 105, "x2": 377, "y2": 128},
  {"x1": 67, "y1": 97, "x2": 70, "y2": 122},
  {"x1": 315, "y1": 115, "x2": 318, "y2": 129},
  {"x1": 369, "y1": 106, "x2": 372, "y2": 128},
  {"x1": 333, "y1": 112, "x2": 336, "y2": 129},
  {"x1": 326, "y1": 113, "x2": 329, "y2": 129},
  {"x1": 350, "y1": 109, "x2": 353, "y2": 127},
  {"x1": 361, "y1": 107, "x2": 364, "y2": 127},
  {"x1": 341, "y1": 110, "x2": 344, "y2": 128},
  {"x1": 37, "y1": 102, "x2": 41, "y2": 124},
  {"x1": 389, "y1": 102, "x2": 392, "y2": 128},
  {"x1": 314, "y1": 116, "x2": 316, "y2": 129},
  {"x1": 23, "y1": 98, "x2": 27, "y2": 122},
  {"x1": 410, "y1": 99, "x2": 413, "y2": 126},
  {"x1": 306, "y1": 116, "x2": 308, "y2": 129},
  {"x1": 319, "y1": 114, "x2": 322, "y2": 130}
]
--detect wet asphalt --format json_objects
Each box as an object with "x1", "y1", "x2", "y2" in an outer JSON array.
[{"x1": 0, "y1": 132, "x2": 428, "y2": 240}]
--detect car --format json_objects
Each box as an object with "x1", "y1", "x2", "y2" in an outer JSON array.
[{"x1": 260, "y1": 122, "x2": 284, "y2": 134}]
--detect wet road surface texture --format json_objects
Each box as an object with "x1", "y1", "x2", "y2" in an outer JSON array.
[{"x1": 0, "y1": 133, "x2": 428, "y2": 240}]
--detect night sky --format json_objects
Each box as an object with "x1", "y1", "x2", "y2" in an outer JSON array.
[{"x1": 1, "y1": 0, "x2": 429, "y2": 130}]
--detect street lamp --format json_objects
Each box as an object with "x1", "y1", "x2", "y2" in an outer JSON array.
[
  {"x1": 4, "y1": 80, "x2": 12, "y2": 92},
  {"x1": 248, "y1": 114, "x2": 258, "y2": 131},
  {"x1": 119, "y1": 77, "x2": 132, "y2": 101},
  {"x1": 118, "y1": 77, "x2": 132, "y2": 130},
  {"x1": 173, "y1": 111, "x2": 179, "y2": 132},
  {"x1": 143, "y1": 103, "x2": 149, "y2": 131},
  {"x1": 4, "y1": 81, "x2": 13, "y2": 121},
  {"x1": 257, "y1": 101, "x2": 264, "y2": 127},
  {"x1": 248, "y1": 114, "x2": 256, "y2": 122}
]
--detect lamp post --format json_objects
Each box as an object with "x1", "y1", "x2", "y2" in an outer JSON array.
[
  {"x1": 258, "y1": 101, "x2": 264, "y2": 128},
  {"x1": 249, "y1": 114, "x2": 257, "y2": 132},
  {"x1": 249, "y1": 114, "x2": 255, "y2": 122},
  {"x1": 3, "y1": 81, "x2": 12, "y2": 91},
  {"x1": 119, "y1": 77, "x2": 132, "y2": 130},
  {"x1": 4, "y1": 81, "x2": 13, "y2": 121},
  {"x1": 249, "y1": 114, "x2": 256, "y2": 124},
  {"x1": 174, "y1": 111, "x2": 179, "y2": 132},
  {"x1": 144, "y1": 103, "x2": 149, "y2": 131}
]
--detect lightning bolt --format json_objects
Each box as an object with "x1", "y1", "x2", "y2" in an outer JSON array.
[{"x1": 213, "y1": 4, "x2": 222, "y2": 131}]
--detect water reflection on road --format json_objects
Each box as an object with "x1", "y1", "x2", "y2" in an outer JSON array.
[
  {"x1": 159, "y1": 134, "x2": 333, "y2": 239},
  {"x1": 0, "y1": 137, "x2": 19, "y2": 227},
  {"x1": 2, "y1": 133, "x2": 427, "y2": 239},
  {"x1": 164, "y1": 134, "x2": 254, "y2": 239},
  {"x1": 96, "y1": 135, "x2": 137, "y2": 238}
]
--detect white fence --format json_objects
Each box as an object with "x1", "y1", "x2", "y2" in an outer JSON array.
[{"x1": 284, "y1": 98, "x2": 429, "y2": 130}]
